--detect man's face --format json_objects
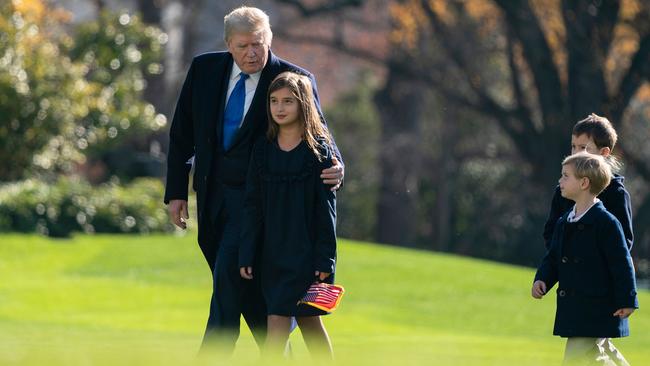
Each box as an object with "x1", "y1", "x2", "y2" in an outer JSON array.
[{"x1": 227, "y1": 32, "x2": 269, "y2": 75}]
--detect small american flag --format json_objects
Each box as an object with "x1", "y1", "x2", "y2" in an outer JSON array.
[{"x1": 298, "y1": 282, "x2": 345, "y2": 313}]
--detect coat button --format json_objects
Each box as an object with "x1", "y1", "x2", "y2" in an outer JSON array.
[
  {"x1": 559, "y1": 290, "x2": 566, "y2": 297},
  {"x1": 203, "y1": 176, "x2": 207, "y2": 182},
  {"x1": 561, "y1": 257, "x2": 568, "y2": 263},
  {"x1": 577, "y1": 224, "x2": 585, "y2": 230},
  {"x1": 573, "y1": 258, "x2": 580, "y2": 263},
  {"x1": 630, "y1": 290, "x2": 637, "y2": 296}
]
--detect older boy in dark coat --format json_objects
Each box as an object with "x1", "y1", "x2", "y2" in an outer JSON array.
[
  {"x1": 543, "y1": 114, "x2": 633, "y2": 250},
  {"x1": 533, "y1": 153, "x2": 638, "y2": 366}
]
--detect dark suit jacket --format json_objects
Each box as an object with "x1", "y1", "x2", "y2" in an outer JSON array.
[
  {"x1": 164, "y1": 50, "x2": 341, "y2": 270},
  {"x1": 535, "y1": 202, "x2": 638, "y2": 338},
  {"x1": 542, "y1": 175, "x2": 633, "y2": 250}
]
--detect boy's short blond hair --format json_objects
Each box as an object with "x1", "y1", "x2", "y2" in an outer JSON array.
[
  {"x1": 562, "y1": 152, "x2": 612, "y2": 195},
  {"x1": 224, "y1": 6, "x2": 272, "y2": 45}
]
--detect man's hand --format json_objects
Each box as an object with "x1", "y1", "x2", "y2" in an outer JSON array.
[
  {"x1": 531, "y1": 280, "x2": 547, "y2": 299},
  {"x1": 613, "y1": 308, "x2": 635, "y2": 319},
  {"x1": 240, "y1": 267, "x2": 253, "y2": 280},
  {"x1": 321, "y1": 157, "x2": 344, "y2": 191},
  {"x1": 315, "y1": 271, "x2": 331, "y2": 281},
  {"x1": 168, "y1": 199, "x2": 189, "y2": 229}
]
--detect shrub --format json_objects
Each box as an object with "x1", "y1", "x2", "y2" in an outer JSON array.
[
  {"x1": 0, "y1": 177, "x2": 172, "y2": 237},
  {"x1": 0, "y1": 1, "x2": 166, "y2": 181}
]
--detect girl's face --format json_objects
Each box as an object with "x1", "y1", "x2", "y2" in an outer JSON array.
[{"x1": 270, "y1": 87, "x2": 300, "y2": 127}]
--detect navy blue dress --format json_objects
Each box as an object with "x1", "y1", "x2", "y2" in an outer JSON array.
[{"x1": 239, "y1": 138, "x2": 337, "y2": 316}]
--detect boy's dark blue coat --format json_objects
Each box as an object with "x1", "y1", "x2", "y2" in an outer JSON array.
[
  {"x1": 535, "y1": 201, "x2": 638, "y2": 338},
  {"x1": 543, "y1": 175, "x2": 633, "y2": 250}
]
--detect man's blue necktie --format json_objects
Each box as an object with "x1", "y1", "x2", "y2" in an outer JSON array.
[{"x1": 222, "y1": 72, "x2": 249, "y2": 150}]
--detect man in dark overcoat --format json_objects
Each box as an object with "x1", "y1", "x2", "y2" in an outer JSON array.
[{"x1": 164, "y1": 6, "x2": 343, "y2": 352}]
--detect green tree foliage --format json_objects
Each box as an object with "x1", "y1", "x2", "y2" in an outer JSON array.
[
  {"x1": 273, "y1": 0, "x2": 650, "y2": 267},
  {"x1": 0, "y1": 0, "x2": 166, "y2": 181},
  {"x1": 325, "y1": 71, "x2": 381, "y2": 241}
]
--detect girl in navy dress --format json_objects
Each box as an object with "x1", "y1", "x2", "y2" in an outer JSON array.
[{"x1": 239, "y1": 71, "x2": 337, "y2": 358}]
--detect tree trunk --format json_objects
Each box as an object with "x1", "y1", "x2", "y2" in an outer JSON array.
[
  {"x1": 431, "y1": 105, "x2": 458, "y2": 252},
  {"x1": 562, "y1": 0, "x2": 617, "y2": 120},
  {"x1": 375, "y1": 61, "x2": 423, "y2": 246},
  {"x1": 136, "y1": 0, "x2": 167, "y2": 115}
]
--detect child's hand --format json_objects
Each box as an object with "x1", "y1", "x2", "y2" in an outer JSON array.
[
  {"x1": 315, "y1": 271, "x2": 331, "y2": 281},
  {"x1": 613, "y1": 308, "x2": 635, "y2": 319},
  {"x1": 240, "y1": 267, "x2": 253, "y2": 280},
  {"x1": 531, "y1": 280, "x2": 547, "y2": 299}
]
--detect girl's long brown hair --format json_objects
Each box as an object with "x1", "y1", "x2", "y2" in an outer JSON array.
[{"x1": 267, "y1": 72, "x2": 332, "y2": 161}]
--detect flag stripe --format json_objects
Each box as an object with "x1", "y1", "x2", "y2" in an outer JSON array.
[{"x1": 298, "y1": 283, "x2": 345, "y2": 312}]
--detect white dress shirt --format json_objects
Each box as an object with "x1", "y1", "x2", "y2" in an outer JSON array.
[{"x1": 567, "y1": 199, "x2": 601, "y2": 223}]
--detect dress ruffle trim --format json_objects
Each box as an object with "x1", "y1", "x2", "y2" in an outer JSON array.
[{"x1": 254, "y1": 140, "x2": 319, "y2": 183}]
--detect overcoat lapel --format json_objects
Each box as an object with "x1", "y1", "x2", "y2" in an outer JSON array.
[
  {"x1": 556, "y1": 202, "x2": 600, "y2": 254},
  {"x1": 205, "y1": 55, "x2": 233, "y2": 152},
  {"x1": 576, "y1": 203, "x2": 599, "y2": 226}
]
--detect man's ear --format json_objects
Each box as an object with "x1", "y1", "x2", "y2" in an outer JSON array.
[
  {"x1": 599, "y1": 146, "x2": 611, "y2": 157},
  {"x1": 580, "y1": 177, "x2": 591, "y2": 190}
]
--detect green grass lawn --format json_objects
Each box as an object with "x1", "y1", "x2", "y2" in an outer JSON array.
[{"x1": 0, "y1": 233, "x2": 647, "y2": 365}]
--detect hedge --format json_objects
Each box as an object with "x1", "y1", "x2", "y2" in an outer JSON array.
[{"x1": 0, "y1": 177, "x2": 173, "y2": 237}]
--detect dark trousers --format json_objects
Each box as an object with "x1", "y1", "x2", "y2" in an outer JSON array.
[{"x1": 201, "y1": 186, "x2": 267, "y2": 353}]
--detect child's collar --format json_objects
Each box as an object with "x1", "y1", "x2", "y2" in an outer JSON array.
[{"x1": 567, "y1": 198, "x2": 601, "y2": 223}]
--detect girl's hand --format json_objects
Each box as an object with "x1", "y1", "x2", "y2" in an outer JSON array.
[
  {"x1": 315, "y1": 271, "x2": 331, "y2": 281},
  {"x1": 613, "y1": 308, "x2": 635, "y2": 319},
  {"x1": 240, "y1": 267, "x2": 253, "y2": 280},
  {"x1": 531, "y1": 280, "x2": 547, "y2": 299}
]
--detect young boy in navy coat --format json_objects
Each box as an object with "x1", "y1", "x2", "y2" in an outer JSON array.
[
  {"x1": 543, "y1": 113, "x2": 633, "y2": 250},
  {"x1": 533, "y1": 152, "x2": 638, "y2": 366}
]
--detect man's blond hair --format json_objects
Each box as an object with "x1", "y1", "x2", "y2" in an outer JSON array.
[
  {"x1": 562, "y1": 152, "x2": 612, "y2": 195},
  {"x1": 224, "y1": 6, "x2": 272, "y2": 45}
]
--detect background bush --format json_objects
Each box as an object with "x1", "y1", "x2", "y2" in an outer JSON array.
[
  {"x1": 0, "y1": 2, "x2": 166, "y2": 182},
  {"x1": 0, "y1": 177, "x2": 172, "y2": 237}
]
